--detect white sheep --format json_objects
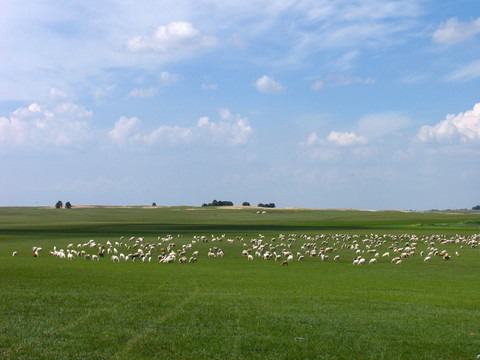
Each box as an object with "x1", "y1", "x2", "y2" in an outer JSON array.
[
  {"x1": 368, "y1": 258, "x2": 377, "y2": 264},
  {"x1": 12, "y1": 251, "x2": 18, "y2": 257},
  {"x1": 247, "y1": 254, "x2": 254, "y2": 261}
]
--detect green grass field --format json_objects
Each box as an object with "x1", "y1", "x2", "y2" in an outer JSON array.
[{"x1": 1, "y1": 206, "x2": 479, "y2": 359}]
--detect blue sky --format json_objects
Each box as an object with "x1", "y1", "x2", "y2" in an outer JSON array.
[{"x1": 1, "y1": 0, "x2": 479, "y2": 210}]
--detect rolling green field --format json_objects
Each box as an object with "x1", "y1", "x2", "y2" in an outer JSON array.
[{"x1": 1, "y1": 206, "x2": 480, "y2": 359}]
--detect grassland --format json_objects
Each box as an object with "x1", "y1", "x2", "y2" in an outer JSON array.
[{"x1": 1, "y1": 206, "x2": 479, "y2": 359}]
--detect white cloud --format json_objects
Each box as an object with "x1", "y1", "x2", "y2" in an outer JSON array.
[
  {"x1": 433, "y1": 17, "x2": 480, "y2": 45},
  {"x1": 126, "y1": 88, "x2": 158, "y2": 99},
  {"x1": 125, "y1": 21, "x2": 217, "y2": 53},
  {"x1": 357, "y1": 112, "x2": 411, "y2": 139},
  {"x1": 327, "y1": 131, "x2": 368, "y2": 146},
  {"x1": 197, "y1": 108, "x2": 253, "y2": 145},
  {"x1": 111, "y1": 108, "x2": 253, "y2": 146},
  {"x1": 144, "y1": 125, "x2": 193, "y2": 145},
  {"x1": 310, "y1": 80, "x2": 324, "y2": 90},
  {"x1": 109, "y1": 116, "x2": 141, "y2": 143},
  {"x1": 417, "y1": 103, "x2": 480, "y2": 144},
  {"x1": 202, "y1": 83, "x2": 218, "y2": 90},
  {"x1": 446, "y1": 61, "x2": 480, "y2": 82},
  {"x1": 305, "y1": 132, "x2": 319, "y2": 146},
  {"x1": 254, "y1": 75, "x2": 286, "y2": 93},
  {"x1": 311, "y1": 74, "x2": 374, "y2": 90},
  {"x1": 159, "y1": 71, "x2": 180, "y2": 85},
  {"x1": 0, "y1": 95, "x2": 92, "y2": 149}
]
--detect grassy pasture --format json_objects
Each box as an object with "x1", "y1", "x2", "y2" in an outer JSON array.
[{"x1": 1, "y1": 206, "x2": 480, "y2": 359}]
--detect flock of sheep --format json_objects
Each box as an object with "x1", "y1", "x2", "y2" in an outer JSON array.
[{"x1": 13, "y1": 232, "x2": 479, "y2": 266}]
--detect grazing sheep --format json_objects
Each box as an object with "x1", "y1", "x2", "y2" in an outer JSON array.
[
  {"x1": 281, "y1": 260, "x2": 289, "y2": 266},
  {"x1": 12, "y1": 251, "x2": 18, "y2": 257},
  {"x1": 369, "y1": 258, "x2": 377, "y2": 264},
  {"x1": 424, "y1": 256, "x2": 431, "y2": 262},
  {"x1": 334, "y1": 255, "x2": 340, "y2": 261},
  {"x1": 247, "y1": 254, "x2": 254, "y2": 261},
  {"x1": 111, "y1": 255, "x2": 120, "y2": 263}
]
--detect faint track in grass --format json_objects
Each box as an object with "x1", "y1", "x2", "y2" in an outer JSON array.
[{"x1": 111, "y1": 283, "x2": 200, "y2": 359}]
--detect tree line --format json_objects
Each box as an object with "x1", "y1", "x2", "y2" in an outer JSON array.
[{"x1": 201, "y1": 200, "x2": 275, "y2": 208}]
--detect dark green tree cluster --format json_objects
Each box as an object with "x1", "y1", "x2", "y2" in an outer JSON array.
[
  {"x1": 55, "y1": 201, "x2": 72, "y2": 209},
  {"x1": 202, "y1": 200, "x2": 234, "y2": 207},
  {"x1": 242, "y1": 202, "x2": 251, "y2": 206},
  {"x1": 473, "y1": 205, "x2": 480, "y2": 210},
  {"x1": 258, "y1": 203, "x2": 275, "y2": 208}
]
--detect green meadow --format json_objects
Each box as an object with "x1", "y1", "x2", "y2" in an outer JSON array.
[{"x1": 1, "y1": 206, "x2": 479, "y2": 359}]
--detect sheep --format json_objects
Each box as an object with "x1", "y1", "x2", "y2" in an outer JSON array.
[
  {"x1": 189, "y1": 257, "x2": 197, "y2": 263},
  {"x1": 179, "y1": 256, "x2": 187, "y2": 264},
  {"x1": 12, "y1": 251, "x2": 18, "y2": 257},
  {"x1": 333, "y1": 255, "x2": 340, "y2": 261},
  {"x1": 111, "y1": 255, "x2": 120, "y2": 263},
  {"x1": 368, "y1": 258, "x2": 377, "y2": 264},
  {"x1": 281, "y1": 260, "x2": 289, "y2": 266},
  {"x1": 424, "y1": 256, "x2": 431, "y2": 262},
  {"x1": 247, "y1": 254, "x2": 254, "y2": 261}
]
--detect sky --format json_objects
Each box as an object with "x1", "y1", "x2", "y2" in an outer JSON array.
[{"x1": 1, "y1": 0, "x2": 479, "y2": 210}]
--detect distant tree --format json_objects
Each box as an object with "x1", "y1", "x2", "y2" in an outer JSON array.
[
  {"x1": 202, "y1": 200, "x2": 234, "y2": 207},
  {"x1": 242, "y1": 202, "x2": 250, "y2": 206},
  {"x1": 152, "y1": 202, "x2": 157, "y2": 207},
  {"x1": 65, "y1": 201, "x2": 72, "y2": 209},
  {"x1": 473, "y1": 205, "x2": 480, "y2": 210},
  {"x1": 55, "y1": 201, "x2": 63, "y2": 209},
  {"x1": 258, "y1": 202, "x2": 275, "y2": 208}
]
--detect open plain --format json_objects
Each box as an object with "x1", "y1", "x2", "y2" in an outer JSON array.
[{"x1": 1, "y1": 206, "x2": 479, "y2": 359}]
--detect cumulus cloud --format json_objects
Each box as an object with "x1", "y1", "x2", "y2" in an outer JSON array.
[
  {"x1": 327, "y1": 131, "x2": 368, "y2": 146},
  {"x1": 197, "y1": 108, "x2": 253, "y2": 145},
  {"x1": 0, "y1": 94, "x2": 92, "y2": 149},
  {"x1": 433, "y1": 17, "x2": 480, "y2": 45},
  {"x1": 417, "y1": 103, "x2": 480, "y2": 144},
  {"x1": 125, "y1": 21, "x2": 217, "y2": 53},
  {"x1": 109, "y1": 116, "x2": 141, "y2": 143},
  {"x1": 254, "y1": 75, "x2": 286, "y2": 93},
  {"x1": 301, "y1": 130, "x2": 367, "y2": 147},
  {"x1": 110, "y1": 108, "x2": 253, "y2": 146}
]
